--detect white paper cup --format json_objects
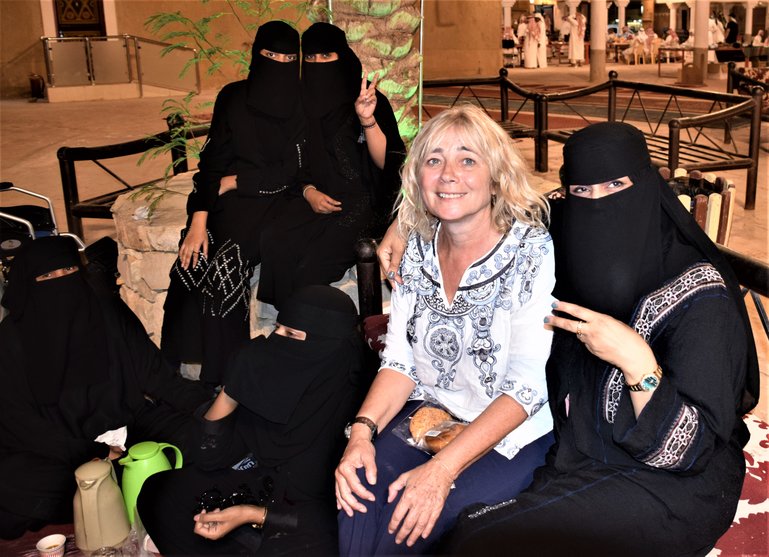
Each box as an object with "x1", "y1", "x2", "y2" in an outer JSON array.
[{"x1": 36, "y1": 534, "x2": 66, "y2": 557}]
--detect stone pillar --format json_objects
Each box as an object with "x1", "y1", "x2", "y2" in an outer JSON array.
[
  {"x1": 745, "y1": 0, "x2": 756, "y2": 43},
  {"x1": 685, "y1": 0, "x2": 696, "y2": 33},
  {"x1": 643, "y1": 0, "x2": 655, "y2": 29},
  {"x1": 590, "y1": 0, "x2": 608, "y2": 82},
  {"x1": 667, "y1": 1, "x2": 677, "y2": 31},
  {"x1": 503, "y1": 0, "x2": 514, "y2": 30},
  {"x1": 566, "y1": 0, "x2": 581, "y2": 15},
  {"x1": 615, "y1": 0, "x2": 629, "y2": 29},
  {"x1": 693, "y1": 0, "x2": 710, "y2": 83},
  {"x1": 554, "y1": 3, "x2": 564, "y2": 34}
]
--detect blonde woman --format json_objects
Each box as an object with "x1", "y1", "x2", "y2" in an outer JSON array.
[{"x1": 335, "y1": 104, "x2": 555, "y2": 555}]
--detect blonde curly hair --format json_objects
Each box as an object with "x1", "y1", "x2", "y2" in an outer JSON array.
[{"x1": 395, "y1": 104, "x2": 549, "y2": 241}]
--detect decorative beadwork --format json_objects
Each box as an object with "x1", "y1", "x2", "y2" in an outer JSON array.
[{"x1": 466, "y1": 498, "x2": 517, "y2": 519}]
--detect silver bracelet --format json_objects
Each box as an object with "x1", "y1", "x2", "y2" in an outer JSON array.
[{"x1": 302, "y1": 185, "x2": 317, "y2": 199}]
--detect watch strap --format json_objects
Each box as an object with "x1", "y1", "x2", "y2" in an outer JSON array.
[
  {"x1": 351, "y1": 416, "x2": 378, "y2": 440},
  {"x1": 627, "y1": 365, "x2": 663, "y2": 392}
]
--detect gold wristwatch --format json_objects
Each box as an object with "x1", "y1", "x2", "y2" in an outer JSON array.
[{"x1": 626, "y1": 365, "x2": 663, "y2": 392}]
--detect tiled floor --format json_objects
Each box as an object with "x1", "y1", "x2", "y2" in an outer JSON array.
[{"x1": 1, "y1": 61, "x2": 767, "y2": 420}]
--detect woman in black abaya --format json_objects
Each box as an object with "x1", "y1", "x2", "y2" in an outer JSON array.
[
  {"x1": 257, "y1": 22, "x2": 405, "y2": 310},
  {"x1": 449, "y1": 122, "x2": 760, "y2": 556},
  {"x1": 139, "y1": 286, "x2": 366, "y2": 555},
  {"x1": 0, "y1": 237, "x2": 211, "y2": 539},
  {"x1": 161, "y1": 21, "x2": 305, "y2": 386}
]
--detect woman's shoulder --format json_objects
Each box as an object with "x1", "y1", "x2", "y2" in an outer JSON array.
[
  {"x1": 636, "y1": 261, "x2": 731, "y2": 329},
  {"x1": 215, "y1": 80, "x2": 248, "y2": 103},
  {"x1": 509, "y1": 220, "x2": 553, "y2": 247},
  {"x1": 404, "y1": 229, "x2": 432, "y2": 261}
]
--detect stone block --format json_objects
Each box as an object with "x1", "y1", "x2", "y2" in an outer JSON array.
[
  {"x1": 118, "y1": 248, "x2": 175, "y2": 296},
  {"x1": 120, "y1": 286, "x2": 166, "y2": 347}
]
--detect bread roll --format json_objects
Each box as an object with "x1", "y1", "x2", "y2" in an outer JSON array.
[
  {"x1": 425, "y1": 423, "x2": 466, "y2": 452},
  {"x1": 409, "y1": 407, "x2": 452, "y2": 442}
]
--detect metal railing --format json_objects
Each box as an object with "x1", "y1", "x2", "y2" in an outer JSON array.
[{"x1": 40, "y1": 35, "x2": 200, "y2": 95}]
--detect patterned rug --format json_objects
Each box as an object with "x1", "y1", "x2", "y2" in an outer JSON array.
[{"x1": 709, "y1": 414, "x2": 769, "y2": 556}]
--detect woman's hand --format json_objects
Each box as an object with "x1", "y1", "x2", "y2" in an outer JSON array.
[
  {"x1": 335, "y1": 436, "x2": 378, "y2": 517},
  {"x1": 377, "y1": 219, "x2": 406, "y2": 287},
  {"x1": 193, "y1": 505, "x2": 262, "y2": 540},
  {"x1": 547, "y1": 301, "x2": 655, "y2": 375},
  {"x1": 179, "y1": 212, "x2": 209, "y2": 270},
  {"x1": 304, "y1": 187, "x2": 342, "y2": 214},
  {"x1": 385, "y1": 458, "x2": 455, "y2": 547},
  {"x1": 218, "y1": 175, "x2": 237, "y2": 196},
  {"x1": 355, "y1": 72, "x2": 379, "y2": 124}
]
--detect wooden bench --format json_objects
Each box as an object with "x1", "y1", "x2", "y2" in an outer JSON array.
[
  {"x1": 726, "y1": 61, "x2": 769, "y2": 119},
  {"x1": 536, "y1": 71, "x2": 764, "y2": 210},
  {"x1": 57, "y1": 116, "x2": 210, "y2": 239}
]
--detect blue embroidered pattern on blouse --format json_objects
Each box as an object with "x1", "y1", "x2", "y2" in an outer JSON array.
[{"x1": 400, "y1": 224, "x2": 549, "y2": 398}]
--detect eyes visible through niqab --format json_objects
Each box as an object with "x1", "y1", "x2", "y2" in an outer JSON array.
[
  {"x1": 569, "y1": 177, "x2": 634, "y2": 199},
  {"x1": 259, "y1": 48, "x2": 297, "y2": 63},
  {"x1": 35, "y1": 266, "x2": 79, "y2": 282},
  {"x1": 273, "y1": 323, "x2": 307, "y2": 341},
  {"x1": 303, "y1": 52, "x2": 339, "y2": 63}
]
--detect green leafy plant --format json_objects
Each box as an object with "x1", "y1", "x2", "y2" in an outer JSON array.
[
  {"x1": 145, "y1": 0, "x2": 329, "y2": 79},
  {"x1": 137, "y1": 0, "x2": 329, "y2": 195}
]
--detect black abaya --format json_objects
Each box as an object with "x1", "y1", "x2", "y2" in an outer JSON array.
[
  {"x1": 161, "y1": 21, "x2": 305, "y2": 385},
  {"x1": 139, "y1": 286, "x2": 367, "y2": 556},
  {"x1": 257, "y1": 23, "x2": 405, "y2": 310},
  {"x1": 0, "y1": 237, "x2": 212, "y2": 539}
]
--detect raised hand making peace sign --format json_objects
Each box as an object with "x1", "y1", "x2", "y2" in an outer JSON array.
[{"x1": 355, "y1": 71, "x2": 379, "y2": 125}]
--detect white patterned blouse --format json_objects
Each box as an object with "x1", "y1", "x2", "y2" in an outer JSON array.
[{"x1": 381, "y1": 220, "x2": 556, "y2": 460}]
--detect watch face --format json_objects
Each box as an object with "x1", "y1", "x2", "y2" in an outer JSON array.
[{"x1": 641, "y1": 375, "x2": 660, "y2": 391}]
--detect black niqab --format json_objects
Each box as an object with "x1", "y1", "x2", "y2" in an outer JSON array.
[
  {"x1": 223, "y1": 285, "x2": 362, "y2": 465},
  {"x1": 553, "y1": 122, "x2": 759, "y2": 414},
  {"x1": 300, "y1": 23, "x2": 363, "y2": 192},
  {"x1": 246, "y1": 20, "x2": 300, "y2": 118},
  {"x1": 2, "y1": 236, "x2": 108, "y2": 405},
  {"x1": 301, "y1": 22, "x2": 361, "y2": 117}
]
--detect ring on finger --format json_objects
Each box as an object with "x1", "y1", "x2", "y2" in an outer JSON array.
[
  {"x1": 576, "y1": 321, "x2": 586, "y2": 339},
  {"x1": 387, "y1": 270, "x2": 396, "y2": 280}
]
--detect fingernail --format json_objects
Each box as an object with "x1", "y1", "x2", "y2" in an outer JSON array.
[
  {"x1": 543, "y1": 316, "x2": 550, "y2": 323},
  {"x1": 551, "y1": 302, "x2": 558, "y2": 308}
]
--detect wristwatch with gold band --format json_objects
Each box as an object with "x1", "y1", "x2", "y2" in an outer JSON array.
[{"x1": 627, "y1": 365, "x2": 663, "y2": 392}]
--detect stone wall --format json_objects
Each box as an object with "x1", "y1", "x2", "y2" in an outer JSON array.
[
  {"x1": 422, "y1": 0, "x2": 502, "y2": 79},
  {"x1": 111, "y1": 172, "x2": 382, "y2": 347},
  {"x1": 0, "y1": 0, "x2": 46, "y2": 98}
]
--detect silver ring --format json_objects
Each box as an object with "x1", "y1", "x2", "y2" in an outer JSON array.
[
  {"x1": 576, "y1": 321, "x2": 585, "y2": 338},
  {"x1": 387, "y1": 270, "x2": 396, "y2": 280}
]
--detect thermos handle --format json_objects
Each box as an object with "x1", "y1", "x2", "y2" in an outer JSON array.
[{"x1": 158, "y1": 443, "x2": 183, "y2": 469}]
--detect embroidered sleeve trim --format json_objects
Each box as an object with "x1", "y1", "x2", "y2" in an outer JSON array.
[
  {"x1": 602, "y1": 263, "x2": 726, "y2": 423},
  {"x1": 642, "y1": 404, "x2": 700, "y2": 469}
]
